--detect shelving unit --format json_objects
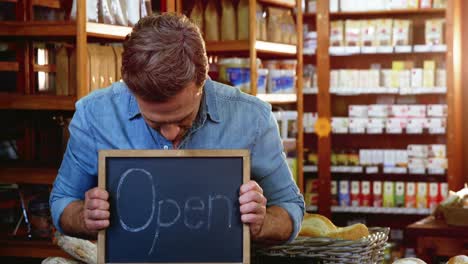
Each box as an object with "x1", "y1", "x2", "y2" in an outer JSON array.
[
  {"x1": 305, "y1": 0, "x2": 464, "y2": 226},
  {"x1": 178, "y1": 0, "x2": 305, "y2": 190},
  {"x1": 0, "y1": 0, "x2": 175, "y2": 260}
]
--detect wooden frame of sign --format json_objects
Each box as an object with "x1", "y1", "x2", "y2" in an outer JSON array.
[{"x1": 98, "y1": 149, "x2": 250, "y2": 264}]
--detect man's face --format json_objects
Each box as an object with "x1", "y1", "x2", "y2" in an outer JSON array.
[{"x1": 135, "y1": 82, "x2": 203, "y2": 148}]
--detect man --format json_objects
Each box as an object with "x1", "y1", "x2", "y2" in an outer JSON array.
[{"x1": 50, "y1": 13, "x2": 304, "y2": 244}]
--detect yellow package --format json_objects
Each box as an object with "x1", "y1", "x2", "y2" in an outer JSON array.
[
  {"x1": 392, "y1": 19, "x2": 413, "y2": 46},
  {"x1": 376, "y1": 19, "x2": 393, "y2": 46},
  {"x1": 360, "y1": 20, "x2": 377, "y2": 47},
  {"x1": 204, "y1": 0, "x2": 220, "y2": 41},
  {"x1": 425, "y1": 19, "x2": 445, "y2": 45},
  {"x1": 345, "y1": 20, "x2": 361, "y2": 46},
  {"x1": 330, "y1": 20, "x2": 344, "y2": 46}
]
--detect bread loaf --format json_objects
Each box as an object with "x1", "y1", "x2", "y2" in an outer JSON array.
[
  {"x1": 299, "y1": 213, "x2": 369, "y2": 240},
  {"x1": 55, "y1": 232, "x2": 96, "y2": 264},
  {"x1": 447, "y1": 255, "x2": 468, "y2": 264},
  {"x1": 392, "y1": 257, "x2": 427, "y2": 264},
  {"x1": 41, "y1": 257, "x2": 82, "y2": 264}
]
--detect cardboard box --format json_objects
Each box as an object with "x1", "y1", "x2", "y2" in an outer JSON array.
[
  {"x1": 349, "y1": 118, "x2": 368, "y2": 134},
  {"x1": 345, "y1": 20, "x2": 362, "y2": 46},
  {"x1": 386, "y1": 118, "x2": 407, "y2": 134},
  {"x1": 407, "y1": 105, "x2": 427, "y2": 118},
  {"x1": 423, "y1": 60, "x2": 436, "y2": 88},
  {"x1": 427, "y1": 104, "x2": 447, "y2": 117},
  {"x1": 428, "y1": 144, "x2": 446, "y2": 158},
  {"x1": 383, "y1": 181, "x2": 395, "y2": 207},
  {"x1": 427, "y1": 158, "x2": 448, "y2": 169},
  {"x1": 406, "y1": 118, "x2": 427, "y2": 134},
  {"x1": 411, "y1": 68, "x2": 423, "y2": 88},
  {"x1": 360, "y1": 20, "x2": 378, "y2": 47},
  {"x1": 395, "y1": 181, "x2": 405, "y2": 207},
  {"x1": 405, "y1": 182, "x2": 417, "y2": 208},
  {"x1": 376, "y1": 19, "x2": 393, "y2": 46},
  {"x1": 373, "y1": 181, "x2": 383, "y2": 207},
  {"x1": 331, "y1": 21, "x2": 344, "y2": 46},
  {"x1": 339, "y1": 180, "x2": 350, "y2": 206},
  {"x1": 390, "y1": 105, "x2": 409, "y2": 117},
  {"x1": 408, "y1": 145, "x2": 429, "y2": 158},
  {"x1": 408, "y1": 158, "x2": 426, "y2": 169},
  {"x1": 349, "y1": 105, "x2": 369, "y2": 117},
  {"x1": 368, "y1": 105, "x2": 389, "y2": 117},
  {"x1": 367, "y1": 118, "x2": 386, "y2": 134},
  {"x1": 332, "y1": 117, "x2": 349, "y2": 134},
  {"x1": 417, "y1": 182, "x2": 428, "y2": 208}
]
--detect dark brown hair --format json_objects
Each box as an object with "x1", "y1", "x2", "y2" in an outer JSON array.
[{"x1": 122, "y1": 13, "x2": 208, "y2": 102}]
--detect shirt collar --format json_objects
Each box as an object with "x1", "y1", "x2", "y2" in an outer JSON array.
[{"x1": 127, "y1": 79, "x2": 221, "y2": 123}]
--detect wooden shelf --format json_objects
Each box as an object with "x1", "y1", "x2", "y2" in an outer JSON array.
[
  {"x1": 331, "y1": 8, "x2": 446, "y2": 18},
  {"x1": 0, "y1": 239, "x2": 69, "y2": 258},
  {"x1": 0, "y1": 167, "x2": 58, "y2": 184},
  {"x1": 86, "y1": 22, "x2": 132, "y2": 40},
  {"x1": 257, "y1": 0, "x2": 296, "y2": 9},
  {"x1": 0, "y1": 62, "x2": 19, "y2": 72},
  {"x1": 205, "y1": 40, "x2": 297, "y2": 55},
  {"x1": 0, "y1": 93, "x2": 76, "y2": 110},
  {"x1": 33, "y1": 64, "x2": 56, "y2": 73},
  {"x1": 331, "y1": 206, "x2": 431, "y2": 215},
  {"x1": 0, "y1": 21, "x2": 132, "y2": 40},
  {"x1": 257, "y1": 93, "x2": 297, "y2": 104},
  {"x1": 0, "y1": 0, "x2": 18, "y2": 3},
  {"x1": 32, "y1": 0, "x2": 60, "y2": 8}
]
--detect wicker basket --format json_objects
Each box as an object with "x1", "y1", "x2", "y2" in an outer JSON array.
[{"x1": 253, "y1": 227, "x2": 389, "y2": 264}]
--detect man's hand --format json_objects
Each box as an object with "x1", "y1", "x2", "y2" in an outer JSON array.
[
  {"x1": 239, "y1": 180, "x2": 267, "y2": 239},
  {"x1": 83, "y1": 187, "x2": 110, "y2": 233}
]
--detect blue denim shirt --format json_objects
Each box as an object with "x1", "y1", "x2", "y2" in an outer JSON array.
[{"x1": 50, "y1": 79, "x2": 304, "y2": 241}]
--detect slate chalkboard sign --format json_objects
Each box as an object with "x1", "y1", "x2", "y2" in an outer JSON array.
[{"x1": 97, "y1": 149, "x2": 250, "y2": 264}]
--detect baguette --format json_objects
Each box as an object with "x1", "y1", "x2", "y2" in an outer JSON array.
[{"x1": 299, "y1": 213, "x2": 369, "y2": 240}]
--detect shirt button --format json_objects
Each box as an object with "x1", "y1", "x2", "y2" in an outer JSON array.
[{"x1": 163, "y1": 145, "x2": 169, "y2": 150}]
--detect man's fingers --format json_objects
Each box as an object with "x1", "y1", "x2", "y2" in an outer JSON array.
[
  {"x1": 86, "y1": 209, "x2": 110, "y2": 220},
  {"x1": 241, "y1": 213, "x2": 264, "y2": 224},
  {"x1": 240, "y1": 201, "x2": 266, "y2": 215},
  {"x1": 86, "y1": 188, "x2": 109, "y2": 200},
  {"x1": 86, "y1": 199, "x2": 109, "y2": 210},
  {"x1": 85, "y1": 219, "x2": 109, "y2": 231},
  {"x1": 240, "y1": 181, "x2": 263, "y2": 195},
  {"x1": 239, "y1": 190, "x2": 267, "y2": 205}
]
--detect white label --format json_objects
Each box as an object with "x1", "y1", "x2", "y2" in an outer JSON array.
[
  {"x1": 396, "y1": 182, "x2": 405, "y2": 195},
  {"x1": 351, "y1": 181, "x2": 360, "y2": 194},
  {"x1": 429, "y1": 183, "x2": 439, "y2": 197},
  {"x1": 340, "y1": 181, "x2": 349, "y2": 194},
  {"x1": 406, "y1": 182, "x2": 416, "y2": 195},
  {"x1": 417, "y1": 183, "x2": 427, "y2": 195},
  {"x1": 373, "y1": 181, "x2": 382, "y2": 195},
  {"x1": 362, "y1": 181, "x2": 371, "y2": 195},
  {"x1": 384, "y1": 181, "x2": 394, "y2": 193}
]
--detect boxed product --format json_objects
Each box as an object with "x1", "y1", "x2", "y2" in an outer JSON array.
[
  {"x1": 433, "y1": 0, "x2": 446, "y2": 8},
  {"x1": 411, "y1": 68, "x2": 423, "y2": 88},
  {"x1": 339, "y1": 180, "x2": 350, "y2": 206},
  {"x1": 348, "y1": 150, "x2": 360, "y2": 166},
  {"x1": 405, "y1": 182, "x2": 417, "y2": 208},
  {"x1": 330, "y1": 70, "x2": 339, "y2": 90},
  {"x1": 439, "y1": 182, "x2": 448, "y2": 202},
  {"x1": 349, "y1": 105, "x2": 368, "y2": 117},
  {"x1": 350, "y1": 181, "x2": 361, "y2": 206},
  {"x1": 408, "y1": 144, "x2": 429, "y2": 158},
  {"x1": 428, "y1": 144, "x2": 446, "y2": 158},
  {"x1": 391, "y1": 61, "x2": 405, "y2": 88},
  {"x1": 390, "y1": 0, "x2": 409, "y2": 9},
  {"x1": 425, "y1": 19, "x2": 445, "y2": 45},
  {"x1": 373, "y1": 181, "x2": 383, "y2": 207},
  {"x1": 408, "y1": 158, "x2": 426, "y2": 169},
  {"x1": 392, "y1": 19, "x2": 413, "y2": 46},
  {"x1": 407, "y1": 105, "x2": 426, "y2": 118},
  {"x1": 368, "y1": 69, "x2": 381, "y2": 89},
  {"x1": 376, "y1": 19, "x2": 393, "y2": 46},
  {"x1": 332, "y1": 117, "x2": 349, "y2": 134},
  {"x1": 367, "y1": 118, "x2": 386, "y2": 134},
  {"x1": 349, "y1": 118, "x2": 368, "y2": 134},
  {"x1": 361, "y1": 181, "x2": 372, "y2": 206},
  {"x1": 331, "y1": 21, "x2": 345, "y2": 47},
  {"x1": 390, "y1": 105, "x2": 409, "y2": 117},
  {"x1": 436, "y1": 68, "x2": 446, "y2": 87},
  {"x1": 427, "y1": 104, "x2": 447, "y2": 117},
  {"x1": 383, "y1": 150, "x2": 398, "y2": 167},
  {"x1": 406, "y1": 118, "x2": 427, "y2": 134},
  {"x1": 345, "y1": 20, "x2": 361, "y2": 46},
  {"x1": 417, "y1": 182, "x2": 428, "y2": 208},
  {"x1": 396, "y1": 150, "x2": 409, "y2": 167},
  {"x1": 428, "y1": 182, "x2": 440, "y2": 210},
  {"x1": 427, "y1": 118, "x2": 446, "y2": 133},
  {"x1": 360, "y1": 20, "x2": 377, "y2": 47},
  {"x1": 408, "y1": 0, "x2": 420, "y2": 8},
  {"x1": 331, "y1": 181, "x2": 338, "y2": 205},
  {"x1": 420, "y1": 0, "x2": 432, "y2": 8},
  {"x1": 383, "y1": 181, "x2": 395, "y2": 207},
  {"x1": 395, "y1": 181, "x2": 405, "y2": 207},
  {"x1": 427, "y1": 158, "x2": 448, "y2": 169},
  {"x1": 368, "y1": 105, "x2": 389, "y2": 117},
  {"x1": 380, "y1": 69, "x2": 393, "y2": 88},
  {"x1": 267, "y1": 7, "x2": 285, "y2": 43},
  {"x1": 399, "y1": 70, "x2": 411, "y2": 89},
  {"x1": 386, "y1": 118, "x2": 407, "y2": 134},
  {"x1": 423, "y1": 60, "x2": 436, "y2": 88}
]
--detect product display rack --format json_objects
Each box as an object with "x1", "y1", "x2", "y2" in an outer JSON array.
[
  {"x1": 305, "y1": 0, "x2": 464, "y2": 230},
  {"x1": 0, "y1": 0, "x2": 176, "y2": 259},
  {"x1": 177, "y1": 0, "x2": 305, "y2": 190}
]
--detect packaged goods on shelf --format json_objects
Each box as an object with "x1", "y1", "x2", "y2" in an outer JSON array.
[
  {"x1": 330, "y1": 0, "x2": 339, "y2": 12},
  {"x1": 392, "y1": 20, "x2": 413, "y2": 46},
  {"x1": 405, "y1": 182, "x2": 417, "y2": 208},
  {"x1": 433, "y1": 0, "x2": 447, "y2": 8},
  {"x1": 303, "y1": 64, "x2": 317, "y2": 92},
  {"x1": 217, "y1": 57, "x2": 261, "y2": 93},
  {"x1": 256, "y1": 3, "x2": 267, "y2": 41},
  {"x1": 330, "y1": 21, "x2": 345, "y2": 47},
  {"x1": 221, "y1": 0, "x2": 236, "y2": 41},
  {"x1": 304, "y1": 178, "x2": 319, "y2": 206},
  {"x1": 428, "y1": 182, "x2": 440, "y2": 210},
  {"x1": 377, "y1": 19, "x2": 393, "y2": 46},
  {"x1": 420, "y1": 0, "x2": 432, "y2": 8},
  {"x1": 332, "y1": 0, "x2": 445, "y2": 12},
  {"x1": 306, "y1": 0, "x2": 317, "y2": 13},
  {"x1": 345, "y1": 20, "x2": 361, "y2": 46},
  {"x1": 0, "y1": 184, "x2": 23, "y2": 238},
  {"x1": 339, "y1": 181, "x2": 350, "y2": 206},
  {"x1": 373, "y1": 181, "x2": 383, "y2": 207},
  {"x1": 237, "y1": 0, "x2": 249, "y2": 40},
  {"x1": 332, "y1": 181, "x2": 339, "y2": 205},
  {"x1": 425, "y1": 19, "x2": 445, "y2": 45},
  {"x1": 264, "y1": 60, "x2": 296, "y2": 94},
  {"x1": 266, "y1": 7, "x2": 297, "y2": 44},
  {"x1": 331, "y1": 117, "x2": 349, "y2": 134},
  {"x1": 205, "y1": 0, "x2": 220, "y2": 41},
  {"x1": 273, "y1": 110, "x2": 298, "y2": 140},
  {"x1": 303, "y1": 112, "x2": 318, "y2": 133},
  {"x1": 417, "y1": 182, "x2": 428, "y2": 208},
  {"x1": 360, "y1": 20, "x2": 378, "y2": 47},
  {"x1": 304, "y1": 30, "x2": 317, "y2": 54},
  {"x1": 350, "y1": 181, "x2": 360, "y2": 206},
  {"x1": 189, "y1": 1, "x2": 204, "y2": 35},
  {"x1": 395, "y1": 182, "x2": 406, "y2": 207}
]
